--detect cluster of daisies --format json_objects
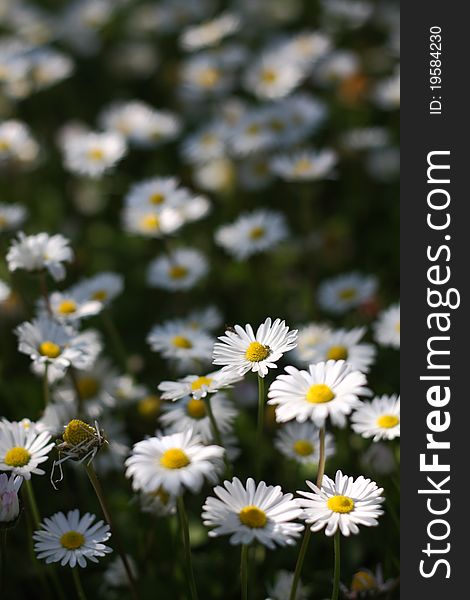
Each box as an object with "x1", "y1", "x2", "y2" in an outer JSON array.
[{"x1": 1, "y1": 0, "x2": 399, "y2": 598}]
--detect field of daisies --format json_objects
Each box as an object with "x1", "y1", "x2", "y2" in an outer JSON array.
[{"x1": 0, "y1": 1, "x2": 400, "y2": 599}]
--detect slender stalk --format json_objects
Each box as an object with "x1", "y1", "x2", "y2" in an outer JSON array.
[
  {"x1": 72, "y1": 568, "x2": 87, "y2": 600},
  {"x1": 24, "y1": 479, "x2": 40, "y2": 529},
  {"x1": 101, "y1": 311, "x2": 128, "y2": 374},
  {"x1": 204, "y1": 396, "x2": 232, "y2": 477},
  {"x1": 176, "y1": 496, "x2": 199, "y2": 600},
  {"x1": 289, "y1": 426, "x2": 327, "y2": 600},
  {"x1": 43, "y1": 363, "x2": 50, "y2": 408},
  {"x1": 240, "y1": 545, "x2": 249, "y2": 600},
  {"x1": 255, "y1": 375, "x2": 265, "y2": 477},
  {"x1": 85, "y1": 464, "x2": 139, "y2": 600},
  {"x1": 331, "y1": 531, "x2": 341, "y2": 600}
]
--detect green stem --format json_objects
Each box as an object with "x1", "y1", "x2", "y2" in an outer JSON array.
[
  {"x1": 177, "y1": 496, "x2": 199, "y2": 600},
  {"x1": 72, "y1": 568, "x2": 87, "y2": 600},
  {"x1": 255, "y1": 375, "x2": 265, "y2": 477},
  {"x1": 331, "y1": 531, "x2": 341, "y2": 600},
  {"x1": 101, "y1": 311, "x2": 129, "y2": 374},
  {"x1": 85, "y1": 464, "x2": 139, "y2": 600},
  {"x1": 43, "y1": 363, "x2": 50, "y2": 408},
  {"x1": 24, "y1": 479, "x2": 40, "y2": 529},
  {"x1": 204, "y1": 396, "x2": 232, "y2": 477},
  {"x1": 240, "y1": 545, "x2": 249, "y2": 600},
  {"x1": 289, "y1": 426, "x2": 327, "y2": 600}
]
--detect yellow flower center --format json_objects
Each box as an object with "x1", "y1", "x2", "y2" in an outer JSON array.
[
  {"x1": 63, "y1": 419, "x2": 96, "y2": 446},
  {"x1": 245, "y1": 341, "x2": 270, "y2": 362},
  {"x1": 197, "y1": 67, "x2": 220, "y2": 88},
  {"x1": 293, "y1": 439, "x2": 314, "y2": 457},
  {"x1": 186, "y1": 398, "x2": 207, "y2": 419},
  {"x1": 172, "y1": 336, "x2": 193, "y2": 349},
  {"x1": 169, "y1": 265, "x2": 189, "y2": 280},
  {"x1": 0, "y1": 215, "x2": 7, "y2": 227},
  {"x1": 269, "y1": 119, "x2": 285, "y2": 132},
  {"x1": 60, "y1": 531, "x2": 85, "y2": 550},
  {"x1": 326, "y1": 345, "x2": 348, "y2": 361},
  {"x1": 201, "y1": 133, "x2": 217, "y2": 146},
  {"x1": 351, "y1": 570, "x2": 377, "y2": 592},
  {"x1": 306, "y1": 384, "x2": 335, "y2": 404},
  {"x1": 91, "y1": 289, "x2": 107, "y2": 301},
  {"x1": 395, "y1": 321, "x2": 401, "y2": 332},
  {"x1": 87, "y1": 148, "x2": 104, "y2": 161},
  {"x1": 4, "y1": 447, "x2": 31, "y2": 467},
  {"x1": 138, "y1": 395, "x2": 161, "y2": 418},
  {"x1": 57, "y1": 299, "x2": 77, "y2": 315},
  {"x1": 327, "y1": 495, "x2": 355, "y2": 514},
  {"x1": 260, "y1": 69, "x2": 278, "y2": 84},
  {"x1": 246, "y1": 124, "x2": 261, "y2": 136},
  {"x1": 76, "y1": 376, "x2": 100, "y2": 400},
  {"x1": 149, "y1": 192, "x2": 165, "y2": 205},
  {"x1": 0, "y1": 139, "x2": 10, "y2": 151},
  {"x1": 249, "y1": 226, "x2": 265, "y2": 240},
  {"x1": 294, "y1": 158, "x2": 313, "y2": 175},
  {"x1": 190, "y1": 376, "x2": 213, "y2": 391},
  {"x1": 140, "y1": 214, "x2": 160, "y2": 231},
  {"x1": 160, "y1": 448, "x2": 190, "y2": 469},
  {"x1": 376, "y1": 414, "x2": 399, "y2": 429},
  {"x1": 338, "y1": 287, "x2": 357, "y2": 301},
  {"x1": 239, "y1": 506, "x2": 267, "y2": 528},
  {"x1": 39, "y1": 341, "x2": 61, "y2": 359}
]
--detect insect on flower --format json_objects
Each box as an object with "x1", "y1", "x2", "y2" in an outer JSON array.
[{"x1": 51, "y1": 419, "x2": 108, "y2": 489}]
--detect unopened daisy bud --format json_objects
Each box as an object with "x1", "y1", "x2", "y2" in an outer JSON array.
[{"x1": 0, "y1": 473, "x2": 22, "y2": 524}]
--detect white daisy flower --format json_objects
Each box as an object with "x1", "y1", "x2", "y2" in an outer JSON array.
[
  {"x1": 237, "y1": 156, "x2": 274, "y2": 191},
  {"x1": 122, "y1": 204, "x2": 184, "y2": 238},
  {"x1": 230, "y1": 113, "x2": 274, "y2": 157},
  {"x1": 342, "y1": 566, "x2": 397, "y2": 597},
  {"x1": 314, "y1": 50, "x2": 360, "y2": 86},
  {"x1": 374, "y1": 303, "x2": 400, "y2": 349},
  {"x1": 351, "y1": 395, "x2": 400, "y2": 441},
  {"x1": 202, "y1": 477, "x2": 304, "y2": 549},
  {"x1": 373, "y1": 69, "x2": 400, "y2": 110},
  {"x1": 182, "y1": 306, "x2": 223, "y2": 332},
  {"x1": 180, "y1": 53, "x2": 233, "y2": 100},
  {"x1": 271, "y1": 148, "x2": 337, "y2": 181},
  {"x1": 0, "y1": 120, "x2": 39, "y2": 166},
  {"x1": 321, "y1": 0, "x2": 373, "y2": 29},
  {"x1": 0, "y1": 280, "x2": 11, "y2": 303},
  {"x1": 314, "y1": 327, "x2": 376, "y2": 373},
  {"x1": 29, "y1": 48, "x2": 74, "y2": 91},
  {"x1": 291, "y1": 323, "x2": 333, "y2": 365},
  {"x1": 275, "y1": 421, "x2": 335, "y2": 466},
  {"x1": 317, "y1": 272, "x2": 378, "y2": 315},
  {"x1": 193, "y1": 158, "x2": 235, "y2": 193},
  {"x1": 125, "y1": 176, "x2": 189, "y2": 209},
  {"x1": 180, "y1": 13, "x2": 240, "y2": 51},
  {"x1": 0, "y1": 472, "x2": 23, "y2": 523},
  {"x1": 281, "y1": 31, "x2": 331, "y2": 67},
  {"x1": 146, "y1": 248, "x2": 208, "y2": 291},
  {"x1": 34, "y1": 509, "x2": 112, "y2": 567},
  {"x1": 296, "y1": 470, "x2": 385, "y2": 536},
  {"x1": 213, "y1": 317, "x2": 298, "y2": 378},
  {"x1": 160, "y1": 392, "x2": 238, "y2": 442},
  {"x1": 140, "y1": 487, "x2": 177, "y2": 517},
  {"x1": 7, "y1": 231, "x2": 73, "y2": 281},
  {"x1": 244, "y1": 53, "x2": 304, "y2": 100},
  {"x1": 125, "y1": 429, "x2": 224, "y2": 496},
  {"x1": 63, "y1": 130, "x2": 127, "y2": 178},
  {"x1": 0, "y1": 202, "x2": 27, "y2": 232},
  {"x1": 266, "y1": 570, "x2": 308, "y2": 600},
  {"x1": 182, "y1": 123, "x2": 228, "y2": 165},
  {"x1": 215, "y1": 209, "x2": 288, "y2": 261},
  {"x1": 41, "y1": 288, "x2": 103, "y2": 324},
  {"x1": 158, "y1": 369, "x2": 241, "y2": 401},
  {"x1": 268, "y1": 360, "x2": 370, "y2": 426},
  {"x1": 0, "y1": 420, "x2": 54, "y2": 480},
  {"x1": 147, "y1": 320, "x2": 214, "y2": 371},
  {"x1": 70, "y1": 271, "x2": 124, "y2": 306}
]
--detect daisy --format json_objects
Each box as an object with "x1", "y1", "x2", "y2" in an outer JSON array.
[
  {"x1": 182, "y1": 123, "x2": 228, "y2": 165},
  {"x1": 282, "y1": 31, "x2": 331, "y2": 67},
  {"x1": 125, "y1": 429, "x2": 224, "y2": 496},
  {"x1": 146, "y1": 248, "x2": 208, "y2": 291},
  {"x1": 0, "y1": 119, "x2": 39, "y2": 166},
  {"x1": 317, "y1": 272, "x2": 378, "y2": 315},
  {"x1": 158, "y1": 369, "x2": 241, "y2": 401},
  {"x1": 0, "y1": 472, "x2": 23, "y2": 523},
  {"x1": 29, "y1": 48, "x2": 74, "y2": 91},
  {"x1": 314, "y1": 50, "x2": 360, "y2": 87},
  {"x1": 0, "y1": 202, "x2": 27, "y2": 232},
  {"x1": 373, "y1": 69, "x2": 400, "y2": 110},
  {"x1": 182, "y1": 306, "x2": 223, "y2": 332},
  {"x1": 180, "y1": 53, "x2": 232, "y2": 100},
  {"x1": 193, "y1": 158, "x2": 235, "y2": 193},
  {"x1": 122, "y1": 204, "x2": 183, "y2": 238},
  {"x1": 275, "y1": 422, "x2": 335, "y2": 466},
  {"x1": 0, "y1": 420, "x2": 54, "y2": 479},
  {"x1": 313, "y1": 327, "x2": 376, "y2": 373},
  {"x1": 296, "y1": 470, "x2": 385, "y2": 536},
  {"x1": 124, "y1": 176, "x2": 189, "y2": 209},
  {"x1": 74, "y1": 272, "x2": 124, "y2": 306},
  {"x1": 213, "y1": 318, "x2": 298, "y2": 378},
  {"x1": 351, "y1": 395, "x2": 400, "y2": 442},
  {"x1": 0, "y1": 280, "x2": 11, "y2": 303},
  {"x1": 266, "y1": 570, "x2": 308, "y2": 600},
  {"x1": 271, "y1": 148, "x2": 337, "y2": 181},
  {"x1": 237, "y1": 157, "x2": 275, "y2": 191},
  {"x1": 215, "y1": 209, "x2": 288, "y2": 261},
  {"x1": 34, "y1": 509, "x2": 112, "y2": 567},
  {"x1": 160, "y1": 392, "x2": 238, "y2": 443},
  {"x1": 202, "y1": 477, "x2": 304, "y2": 549},
  {"x1": 180, "y1": 13, "x2": 240, "y2": 51},
  {"x1": 243, "y1": 53, "x2": 304, "y2": 100},
  {"x1": 374, "y1": 303, "x2": 400, "y2": 349},
  {"x1": 268, "y1": 360, "x2": 370, "y2": 426},
  {"x1": 63, "y1": 130, "x2": 127, "y2": 178},
  {"x1": 7, "y1": 232, "x2": 73, "y2": 281},
  {"x1": 291, "y1": 323, "x2": 332, "y2": 365},
  {"x1": 341, "y1": 566, "x2": 397, "y2": 598},
  {"x1": 140, "y1": 487, "x2": 177, "y2": 517},
  {"x1": 147, "y1": 320, "x2": 214, "y2": 371},
  {"x1": 230, "y1": 113, "x2": 274, "y2": 157},
  {"x1": 41, "y1": 288, "x2": 103, "y2": 324},
  {"x1": 16, "y1": 316, "x2": 101, "y2": 380}
]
